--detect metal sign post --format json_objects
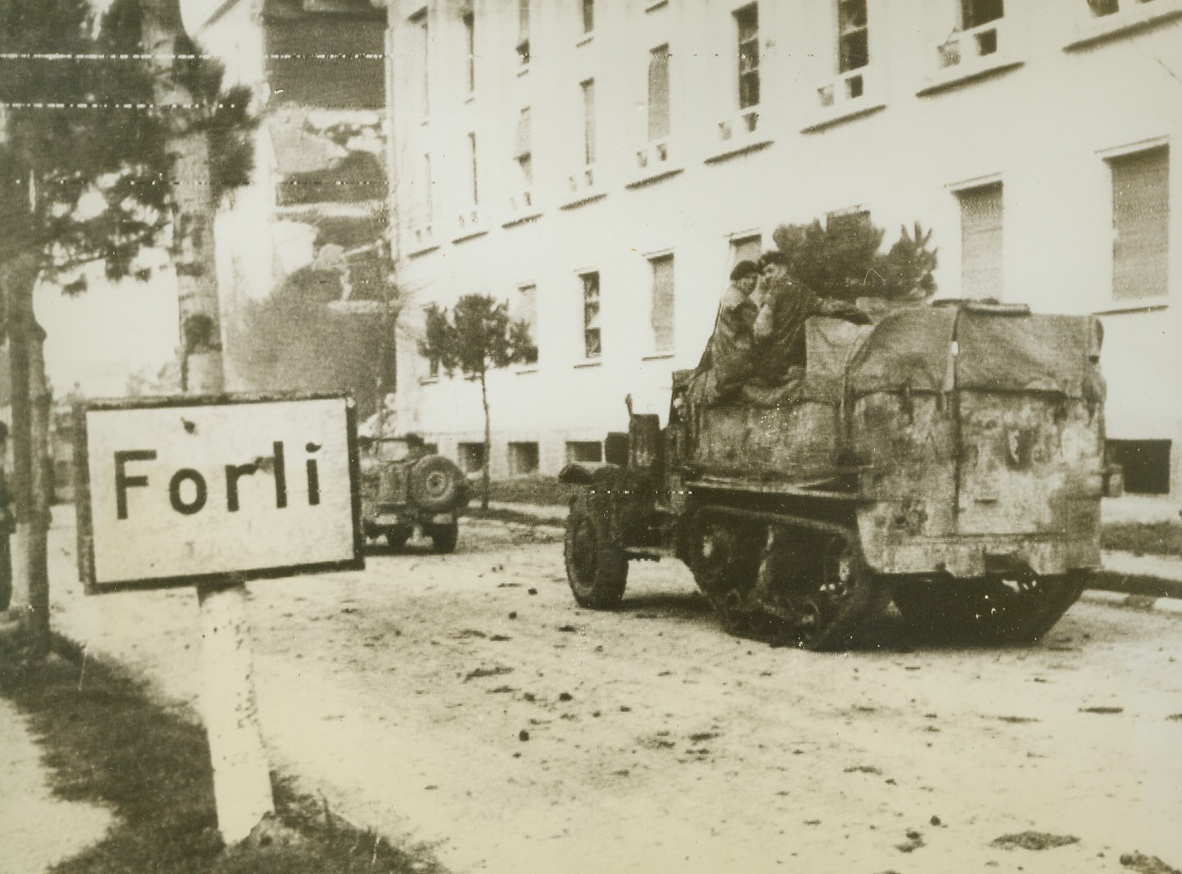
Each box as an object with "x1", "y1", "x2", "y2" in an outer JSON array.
[{"x1": 73, "y1": 394, "x2": 363, "y2": 845}]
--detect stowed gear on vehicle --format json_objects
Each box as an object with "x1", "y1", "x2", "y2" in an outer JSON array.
[{"x1": 559, "y1": 301, "x2": 1123, "y2": 650}]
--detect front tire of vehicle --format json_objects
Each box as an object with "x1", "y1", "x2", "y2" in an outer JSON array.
[{"x1": 564, "y1": 495, "x2": 628, "y2": 609}]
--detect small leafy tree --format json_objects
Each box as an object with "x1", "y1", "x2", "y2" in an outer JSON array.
[
  {"x1": 771, "y1": 215, "x2": 937, "y2": 303},
  {"x1": 419, "y1": 294, "x2": 535, "y2": 510}
]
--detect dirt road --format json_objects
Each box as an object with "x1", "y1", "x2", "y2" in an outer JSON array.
[{"x1": 49, "y1": 509, "x2": 1182, "y2": 873}]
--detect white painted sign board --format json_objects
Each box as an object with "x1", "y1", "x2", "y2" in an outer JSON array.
[{"x1": 75, "y1": 394, "x2": 363, "y2": 592}]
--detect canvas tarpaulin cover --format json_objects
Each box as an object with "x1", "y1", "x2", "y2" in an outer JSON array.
[
  {"x1": 955, "y1": 310, "x2": 1104, "y2": 399},
  {"x1": 845, "y1": 304, "x2": 1104, "y2": 401},
  {"x1": 845, "y1": 306, "x2": 956, "y2": 397}
]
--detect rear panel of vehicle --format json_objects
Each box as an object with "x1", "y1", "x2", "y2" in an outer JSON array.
[{"x1": 850, "y1": 305, "x2": 1107, "y2": 578}]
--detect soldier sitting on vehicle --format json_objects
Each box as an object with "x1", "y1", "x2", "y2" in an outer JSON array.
[
  {"x1": 742, "y1": 251, "x2": 869, "y2": 407},
  {"x1": 688, "y1": 251, "x2": 869, "y2": 408},
  {"x1": 686, "y1": 259, "x2": 761, "y2": 406}
]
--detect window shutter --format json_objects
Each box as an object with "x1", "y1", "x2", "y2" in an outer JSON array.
[
  {"x1": 1111, "y1": 147, "x2": 1169, "y2": 302},
  {"x1": 959, "y1": 183, "x2": 1003, "y2": 300},
  {"x1": 581, "y1": 79, "x2": 596, "y2": 166},
  {"x1": 409, "y1": 12, "x2": 429, "y2": 120},
  {"x1": 730, "y1": 234, "x2": 762, "y2": 268},
  {"x1": 467, "y1": 132, "x2": 478, "y2": 206},
  {"x1": 648, "y1": 45, "x2": 670, "y2": 142},
  {"x1": 651, "y1": 256, "x2": 675, "y2": 352},
  {"x1": 515, "y1": 107, "x2": 531, "y2": 159}
]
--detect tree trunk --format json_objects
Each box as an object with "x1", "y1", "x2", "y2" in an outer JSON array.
[
  {"x1": 140, "y1": 0, "x2": 271, "y2": 845},
  {"x1": 480, "y1": 369, "x2": 491, "y2": 511},
  {"x1": 1, "y1": 251, "x2": 51, "y2": 657},
  {"x1": 26, "y1": 317, "x2": 51, "y2": 658},
  {"x1": 141, "y1": 0, "x2": 224, "y2": 395}
]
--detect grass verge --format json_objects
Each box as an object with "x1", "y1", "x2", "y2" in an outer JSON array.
[
  {"x1": 467, "y1": 506, "x2": 567, "y2": 528},
  {"x1": 0, "y1": 628, "x2": 446, "y2": 874},
  {"x1": 1101, "y1": 522, "x2": 1182, "y2": 558},
  {"x1": 484, "y1": 476, "x2": 576, "y2": 507}
]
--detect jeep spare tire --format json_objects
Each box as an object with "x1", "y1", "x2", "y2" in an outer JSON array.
[{"x1": 408, "y1": 455, "x2": 465, "y2": 512}]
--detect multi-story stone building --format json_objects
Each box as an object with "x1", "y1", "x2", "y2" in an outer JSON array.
[{"x1": 385, "y1": 0, "x2": 1181, "y2": 494}]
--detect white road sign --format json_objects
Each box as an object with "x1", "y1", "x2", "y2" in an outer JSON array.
[{"x1": 75, "y1": 395, "x2": 363, "y2": 592}]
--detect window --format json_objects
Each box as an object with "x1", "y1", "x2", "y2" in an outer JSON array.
[
  {"x1": 1109, "y1": 146, "x2": 1169, "y2": 302},
  {"x1": 566, "y1": 441, "x2": 603, "y2": 463},
  {"x1": 647, "y1": 45, "x2": 671, "y2": 142},
  {"x1": 580, "y1": 79, "x2": 596, "y2": 167},
  {"x1": 730, "y1": 234, "x2": 762, "y2": 269},
  {"x1": 514, "y1": 283, "x2": 539, "y2": 364},
  {"x1": 456, "y1": 131, "x2": 479, "y2": 210},
  {"x1": 962, "y1": 0, "x2": 1004, "y2": 29},
  {"x1": 1088, "y1": 0, "x2": 1167, "y2": 15},
  {"x1": 580, "y1": 271, "x2": 601, "y2": 358},
  {"x1": 457, "y1": 442, "x2": 486, "y2": 473},
  {"x1": 508, "y1": 442, "x2": 540, "y2": 475},
  {"x1": 423, "y1": 306, "x2": 440, "y2": 377},
  {"x1": 514, "y1": 107, "x2": 533, "y2": 201},
  {"x1": 517, "y1": 0, "x2": 530, "y2": 65},
  {"x1": 409, "y1": 9, "x2": 429, "y2": 120},
  {"x1": 1107, "y1": 440, "x2": 1171, "y2": 495},
  {"x1": 418, "y1": 152, "x2": 433, "y2": 226},
  {"x1": 582, "y1": 0, "x2": 594, "y2": 34},
  {"x1": 838, "y1": 0, "x2": 869, "y2": 74},
  {"x1": 463, "y1": 11, "x2": 475, "y2": 93},
  {"x1": 735, "y1": 5, "x2": 760, "y2": 109},
  {"x1": 649, "y1": 254, "x2": 675, "y2": 352},
  {"x1": 957, "y1": 182, "x2": 1004, "y2": 300},
  {"x1": 938, "y1": 0, "x2": 1005, "y2": 68}
]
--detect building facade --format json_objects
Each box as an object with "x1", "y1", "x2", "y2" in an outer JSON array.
[
  {"x1": 385, "y1": 0, "x2": 1182, "y2": 493},
  {"x1": 198, "y1": 0, "x2": 395, "y2": 416}
]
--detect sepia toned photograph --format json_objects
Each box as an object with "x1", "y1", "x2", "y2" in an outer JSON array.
[{"x1": 2, "y1": 1, "x2": 1181, "y2": 872}]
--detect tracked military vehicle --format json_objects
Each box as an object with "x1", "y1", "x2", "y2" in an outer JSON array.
[{"x1": 558, "y1": 301, "x2": 1122, "y2": 650}]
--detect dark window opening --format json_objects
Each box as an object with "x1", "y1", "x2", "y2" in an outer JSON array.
[
  {"x1": 508, "y1": 442, "x2": 540, "y2": 475},
  {"x1": 457, "y1": 442, "x2": 486, "y2": 474},
  {"x1": 1108, "y1": 440, "x2": 1171, "y2": 495},
  {"x1": 735, "y1": 4, "x2": 759, "y2": 109},
  {"x1": 463, "y1": 11, "x2": 475, "y2": 92},
  {"x1": 838, "y1": 0, "x2": 869, "y2": 72},
  {"x1": 566, "y1": 441, "x2": 603, "y2": 463},
  {"x1": 581, "y1": 271, "x2": 601, "y2": 358},
  {"x1": 962, "y1": 0, "x2": 1004, "y2": 29},
  {"x1": 517, "y1": 0, "x2": 530, "y2": 64}
]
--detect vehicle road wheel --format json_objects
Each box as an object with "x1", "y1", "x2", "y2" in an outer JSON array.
[
  {"x1": 409, "y1": 455, "x2": 465, "y2": 512},
  {"x1": 385, "y1": 529, "x2": 410, "y2": 550},
  {"x1": 688, "y1": 515, "x2": 761, "y2": 597},
  {"x1": 429, "y1": 522, "x2": 459, "y2": 554},
  {"x1": 564, "y1": 496, "x2": 627, "y2": 609},
  {"x1": 793, "y1": 537, "x2": 883, "y2": 652}
]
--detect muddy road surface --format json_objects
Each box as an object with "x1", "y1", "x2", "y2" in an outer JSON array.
[{"x1": 50, "y1": 509, "x2": 1182, "y2": 874}]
